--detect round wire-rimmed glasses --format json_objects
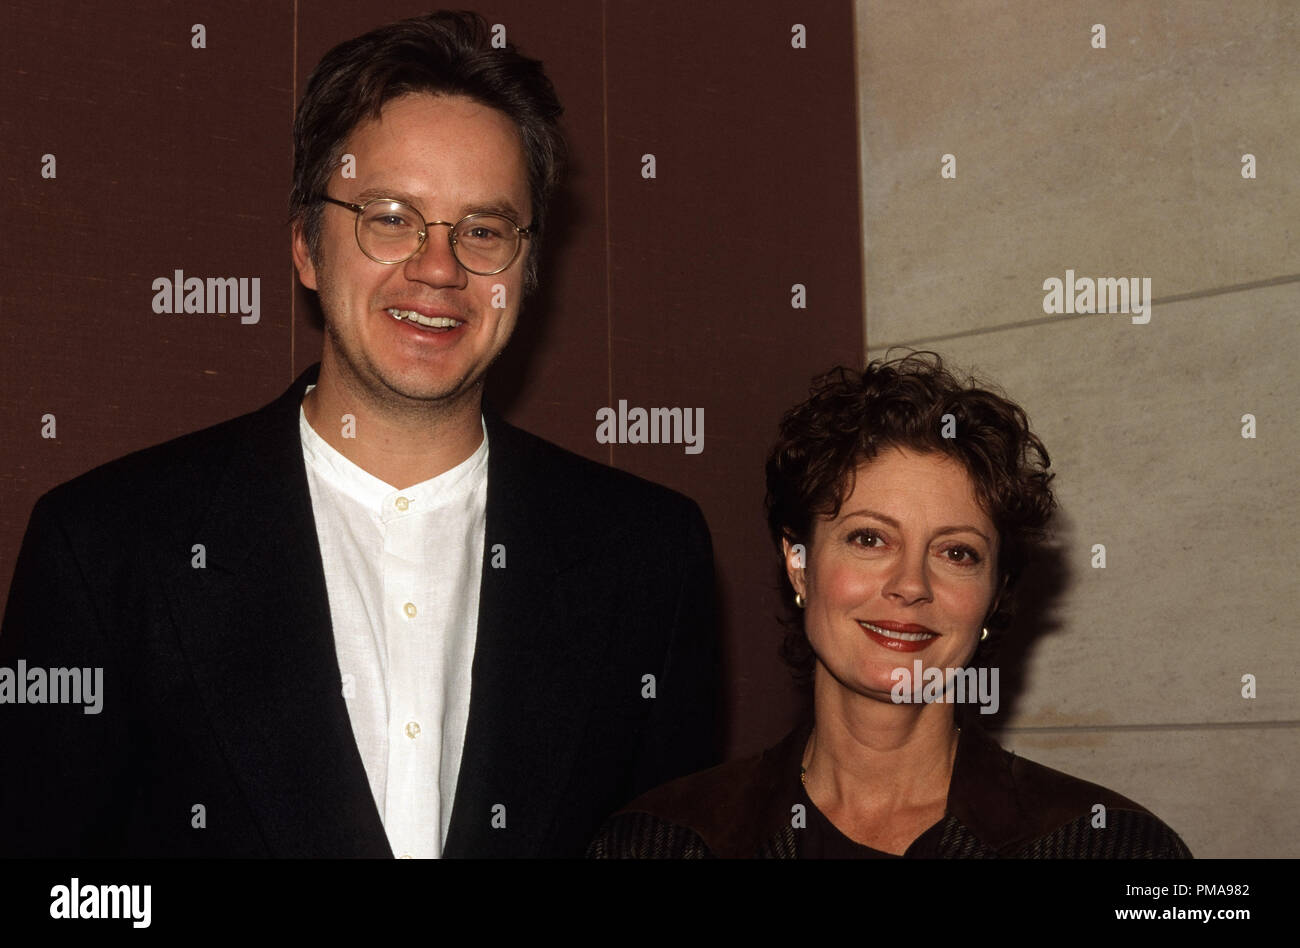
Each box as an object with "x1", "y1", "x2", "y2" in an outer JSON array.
[{"x1": 320, "y1": 195, "x2": 531, "y2": 275}]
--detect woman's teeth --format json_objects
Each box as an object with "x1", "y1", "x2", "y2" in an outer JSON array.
[
  {"x1": 387, "y1": 308, "x2": 461, "y2": 328},
  {"x1": 860, "y1": 622, "x2": 936, "y2": 642}
]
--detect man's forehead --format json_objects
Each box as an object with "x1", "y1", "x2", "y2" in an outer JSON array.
[{"x1": 338, "y1": 93, "x2": 530, "y2": 217}]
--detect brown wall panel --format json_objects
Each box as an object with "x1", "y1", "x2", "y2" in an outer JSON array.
[
  {"x1": 1, "y1": 1, "x2": 294, "y2": 595},
  {"x1": 604, "y1": 3, "x2": 863, "y2": 753}
]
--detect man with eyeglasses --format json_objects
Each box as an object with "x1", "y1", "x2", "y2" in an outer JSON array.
[{"x1": 0, "y1": 12, "x2": 719, "y2": 858}]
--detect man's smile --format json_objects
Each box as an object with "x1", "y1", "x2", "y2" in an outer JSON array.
[{"x1": 386, "y1": 307, "x2": 465, "y2": 330}]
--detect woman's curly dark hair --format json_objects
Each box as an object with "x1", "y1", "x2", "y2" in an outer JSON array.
[{"x1": 764, "y1": 351, "x2": 1057, "y2": 677}]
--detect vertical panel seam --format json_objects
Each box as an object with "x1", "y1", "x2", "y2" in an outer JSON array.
[
  {"x1": 601, "y1": 0, "x2": 614, "y2": 468},
  {"x1": 289, "y1": 0, "x2": 299, "y2": 380}
]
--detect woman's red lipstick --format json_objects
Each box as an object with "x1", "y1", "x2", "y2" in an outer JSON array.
[{"x1": 858, "y1": 619, "x2": 939, "y2": 652}]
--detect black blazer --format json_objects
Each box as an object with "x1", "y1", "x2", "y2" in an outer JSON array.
[{"x1": 0, "y1": 364, "x2": 719, "y2": 857}]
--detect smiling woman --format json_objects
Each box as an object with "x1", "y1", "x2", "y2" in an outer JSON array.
[{"x1": 589, "y1": 351, "x2": 1192, "y2": 859}]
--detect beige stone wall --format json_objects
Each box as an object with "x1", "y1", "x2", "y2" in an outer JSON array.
[{"x1": 856, "y1": 0, "x2": 1298, "y2": 857}]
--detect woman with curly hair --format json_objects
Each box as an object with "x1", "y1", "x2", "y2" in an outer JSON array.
[{"x1": 590, "y1": 352, "x2": 1190, "y2": 859}]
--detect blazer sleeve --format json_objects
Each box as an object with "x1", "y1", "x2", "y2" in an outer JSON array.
[
  {"x1": 0, "y1": 493, "x2": 132, "y2": 856},
  {"x1": 629, "y1": 497, "x2": 721, "y2": 798}
]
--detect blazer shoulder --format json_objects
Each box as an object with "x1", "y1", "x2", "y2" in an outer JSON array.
[
  {"x1": 1010, "y1": 752, "x2": 1149, "y2": 816},
  {"x1": 487, "y1": 414, "x2": 706, "y2": 520},
  {"x1": 35, "y1": 405, "x2": 269, "y2": 518},
  {"x1": 613, "y1": 721, "x2": 809, "y2": 857},
  {"x1": 1005, "y1": 752, "x2": 1192, "y2": 858},
  {"x1": 594, "y1": 724, "x2": 812, "y2": 859},
  {"x1": 28, "y1": 366, "x2": 315, "y2": 525},
  {"x1": 589, "y1": 752, "x2": 764, "y2": 859},
  {"x1": 587, "y1": 810, "x2": 715, "y2": 859}
]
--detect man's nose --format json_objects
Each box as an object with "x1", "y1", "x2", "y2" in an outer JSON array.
[{"x1": 403, "y1": 227, "x2": 466, "y2": 287}]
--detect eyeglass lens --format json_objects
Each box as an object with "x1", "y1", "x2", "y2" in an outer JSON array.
[{"x1": 356, "y1": 200, "x2": 519, "y2": 272}]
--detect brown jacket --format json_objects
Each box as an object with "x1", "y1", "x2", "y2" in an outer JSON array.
[{"x1": 589, "y1": 720, "x2": 1192, "y2": 858}]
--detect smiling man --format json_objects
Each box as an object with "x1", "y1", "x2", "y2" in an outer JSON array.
[
  {"x1": 0, "y1": 12, "x2": 719, "y2": 858},
  {"x1": 295, "y1": 92, "x2": 532, "y2": 487}
]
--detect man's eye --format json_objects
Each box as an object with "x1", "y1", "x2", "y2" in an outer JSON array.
[
  {"x1": 462, "y1": 225, "x2": 503, "y2": 241},
  {"x1": 364, "y1": 213, "x2": 415, "y2": 231}
]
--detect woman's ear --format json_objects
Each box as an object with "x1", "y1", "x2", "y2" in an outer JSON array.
[{"x1": 781, "y1": 535, "x2": 807, "y2": 599}]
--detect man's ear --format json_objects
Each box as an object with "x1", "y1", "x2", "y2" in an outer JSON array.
[
  {"x1": 291, "y1": 221, "x2": 319, "y2": 291},
  {"x1": 781, "y1": 536, "x2": 807, "y2": 599}
]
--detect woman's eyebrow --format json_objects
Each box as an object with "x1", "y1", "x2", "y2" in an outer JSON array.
[{"x1": 840, "y1": 508, "x2": 991, "y2": 544}]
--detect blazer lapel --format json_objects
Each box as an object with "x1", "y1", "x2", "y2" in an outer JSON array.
[
  {"x1": 442, "y1": 412, "x2": 604, "y2": 857},
  {"x1": 163, "y1": 365, "x2": 391, "y2": 857}
]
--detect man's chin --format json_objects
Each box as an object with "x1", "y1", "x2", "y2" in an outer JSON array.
[
  {"x1": 381, "y1": 376, "x2": 475, "y2": 406},
  {"x1": 321, "y1": 335, "x2": 491, "y2": 413},
  {"x1": 374, "y1": 365, "x2": 489, "y2": 407}
]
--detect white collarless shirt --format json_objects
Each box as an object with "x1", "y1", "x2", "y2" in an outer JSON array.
[{"x1": 298, "y1": 391, "x2": 488, "y2": 858}]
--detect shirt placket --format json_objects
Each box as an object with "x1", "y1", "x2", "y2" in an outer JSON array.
[{"x1": 382, "y1": 490, "x2": 440, "y2": 858}]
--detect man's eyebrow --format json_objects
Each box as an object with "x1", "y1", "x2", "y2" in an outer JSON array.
[
  {"x1": 352, "y1": 188, "x2": 525, "y2": 223},
  {"x1": 470, "y1": 200, "x2": 526, "y2": 223},
  {"x1": 353, "y1": 186, "x2": 422, "y2": 206}
]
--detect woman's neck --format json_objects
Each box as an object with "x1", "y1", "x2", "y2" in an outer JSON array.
[{"x1": 800, "y1": 667, "x2": 959, "y2": 842}]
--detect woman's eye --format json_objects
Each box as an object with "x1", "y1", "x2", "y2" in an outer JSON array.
[
  {"x1": 944, "y1": 545, "x2": 982, "y2": 565},
  {"x1": 849, "y1": 529, "x2": 883, "y2": 548}
]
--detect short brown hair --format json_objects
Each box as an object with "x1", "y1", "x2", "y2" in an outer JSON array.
[
  {"x1": 765, "y1": 351, "x2": 1057, "y2": 675},
  {"x1": 289, "y1": 11, "x2": 566, "y2": 295}
]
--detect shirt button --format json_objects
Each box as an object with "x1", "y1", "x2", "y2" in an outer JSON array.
[
  {"x1": 395, "y1": 497, "x2": 410, "y2": 512},
  {"x1": 398, "y1": 853, "x2": 413, "y2": 859},
  {"x1": 405, "y1": 721, "x2": 421, "y2": 739},
  {"x1": 403, "y1": 602, "x2": 417, "y2": 618}
]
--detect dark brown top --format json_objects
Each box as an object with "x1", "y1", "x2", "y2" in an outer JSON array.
[{"x1": 589, "y1": 719, "x2": 1192, "y2": 859}]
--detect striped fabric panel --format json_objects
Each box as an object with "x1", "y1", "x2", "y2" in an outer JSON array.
[
  {"x1": 587, "y1": 811, "x2": 714, "y2": 859},
  {"x1": 1011, "y1": 810, "x2": 1194, "y2": 859},
  {"x1": 935, "y1": 815, "x2": 1000, "y2": 858}
]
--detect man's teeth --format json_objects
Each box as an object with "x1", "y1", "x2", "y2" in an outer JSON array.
[
  {"x1": 386, "y1": 308, "x2": 462, "y2": 328},
  {"x1": 860, "y1": 622, "x2": 936, "y2": 641}
]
